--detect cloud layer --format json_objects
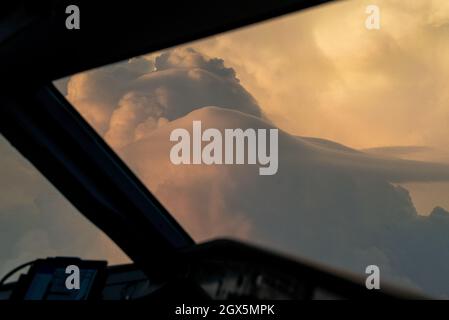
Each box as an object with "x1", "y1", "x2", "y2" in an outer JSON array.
[
  {"x1": 51, "y1": 45, "x2": 449, "y2": 297},
  {"x1": 118, "y1": 105, "x2": 449, "y2": 296},
  {"x1": 192, "y1": 0, "x2": 449, "y2": 150}
]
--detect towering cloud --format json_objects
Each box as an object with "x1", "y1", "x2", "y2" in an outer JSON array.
[
  {"x1": 119, "y1": 105, "x2": 449, "y2": 297},
  {"x1": 56, "y1": 46, "x2": 449, "y2": 297},
  {"x1": 65, "y1": 48, "x2": 263, "y2": 148}
]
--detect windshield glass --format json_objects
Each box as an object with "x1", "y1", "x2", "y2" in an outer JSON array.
[{"x1": 54, "y1": 0, "x2": 449, "y2": 297}]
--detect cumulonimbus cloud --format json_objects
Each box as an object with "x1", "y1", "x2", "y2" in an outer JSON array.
[
  {"x1": 65, "y1": 47, "x2": 263, "y2": 148},
  {"x1": 55, "y1": 47, "x2": 449, "y2": 297},
  {"x1": 119, "y1": 105, "x2": 449, "y2": 297}
]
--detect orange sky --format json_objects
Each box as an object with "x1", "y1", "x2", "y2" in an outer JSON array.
[
  {"x1": 143, "y1": 0, "x2": 449, "y2": 213},
  {"x1": 62, "y1": 0, "x2": 449, "y2": 213},
  {"x1": 148, "y1": 0, "x2": 449, "y2": 151}
]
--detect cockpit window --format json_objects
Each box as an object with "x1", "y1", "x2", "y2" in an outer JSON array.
[{"x1": 54, "y1": 0, "x2": 449, "y2": 297}]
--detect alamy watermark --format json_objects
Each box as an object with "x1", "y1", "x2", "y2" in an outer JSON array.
[
  {"x1": 65, "y1": 5, "x2": 80, "y2": 30},
  {"x1": 65, "y1": 265, "x2": 80, "y2": 290},
  {"x1": 365, "y1": 265, "x2": 380, "y2": 290},
  {"x1": 365, "y1": 5, "x2": 381, "y2": 30},
  {"x1": 169, "y1": 121, "x2": 279, "y2": 175}
]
